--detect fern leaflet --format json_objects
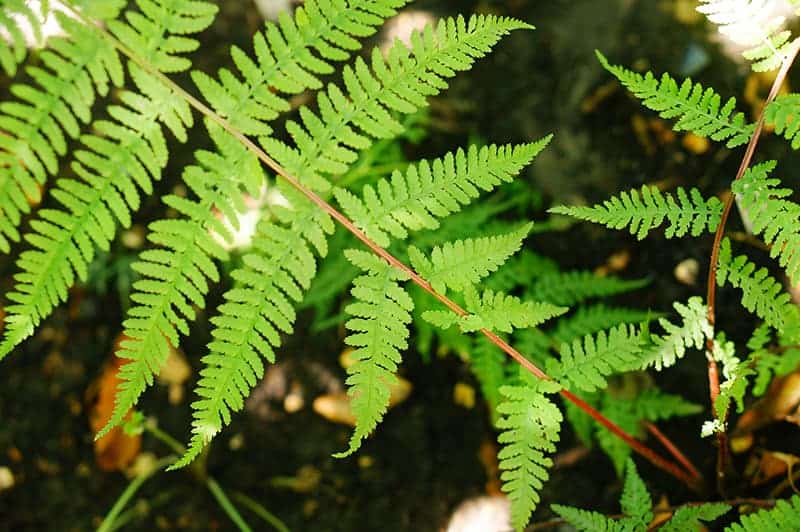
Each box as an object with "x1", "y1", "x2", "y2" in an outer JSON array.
[
  {"x1": 0, "y1": 8, "x2": 124, "y2": 253},
  {"x1": 697, "y1": 0, "x2": 795, "y2": 72},
  {"x1": 547, "y1": 324, "x2": 644, "y2": 393},
  {"x1": 335, "y1": 139, "x2": 550, "y2": 248},
  {"x1": 640, "y1": 297, "x2": 712, "y2": 371},
  {"x1": 717, "y1": 238, "x2": 792, "y2": 330},
  {"x1": 0, "y1": 0, "x2": 46, "y2": 76},
  {"x1": 333, "y1": 250, "x2": 413, "y2": 458},
  {"x1": 529, "y1": 270, "x2": 648, "y2": 307},
  {"x1": 597, "y1": 51, "x2": 754, "y2": 147},
  {"x1": 765, "y1": 94, "x2": 800, "y2": 149},
  {"x1": 408, "y1": 223, "x2": 531, "y2": 294},
  {"x1": 551, "y1": 304, "x2": 656, "y2": 344},
  {"x1": 497, "y1": 375, "x2": 562, "y2": 531},
  {"x1": 423, "y1": 287, "x2": 566, "y2": 334},
  {"x1": 725, "y1": 495, "x2": 800, "y2": 531},
  {"x1": 732, "y1": 160, "x2": 800, "y2": 284},
  {"x1": 551, "y1": 185, "x2": 722, "y2": 240},
  {"x1": 660, "y1": 504, "x2": 732, "y2": 532}
]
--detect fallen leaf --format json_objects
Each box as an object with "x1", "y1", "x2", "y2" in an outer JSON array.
[
  {"x1": 88, "y1": 335, "x2": 142, "y2": 472},
  {"x1": 732, "y1": 371, "x2": 800, "y2": 438}
]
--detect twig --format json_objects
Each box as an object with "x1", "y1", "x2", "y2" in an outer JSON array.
[
  {"x1": 68, "y1": 3, "x2": 702, "y2": 491},
  {"x1": 644, "y1": 421, "x2": 702, "y2": 482},
  {"x1": 704, "y1": 40, "x2": 800, "y2": 495}
]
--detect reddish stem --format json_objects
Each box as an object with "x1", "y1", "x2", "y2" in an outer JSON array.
[
  {"x1": 644, "y1": 421, "x2": 702, "y2": 481},
  {"x1": 704, "y1": 41, "x2": 800, "y2": 494},
  {"x1": 80, "y1": 12, "x2": 704, "y2": 491}
]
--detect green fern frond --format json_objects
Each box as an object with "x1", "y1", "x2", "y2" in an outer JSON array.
[
  {"x1": 550, "y1": 185, "x2": 722, "y2": 240},
  {"x1": 530, "y1": 270, "x2": 648, "y2": 307},
  {"x1": 261, "y1": 14, "x2": 532, "y2": 191},
  {"x1": 725, "y1": 495, "x2": 800, "y2": 531},
  {"x1": 632, "y1": 388, "x2": 703, "y2": 421},
  {"x1": 487, "y1": 249, "x2": 560, "y2": 292},
  {"x1": 706, "y1": 335, "x2": 752, "y2": 435},
  {"x1": 107, "y1": 0, "x2": 218, "y2": 73},
  {"x1": 551, "y1": 304, "x2": 656, "y2": 344},
  {"x1": 752, "y1": 308, "x2": 800, "y2": 396},
  {"x1": 100, "y1": 121, "x2": 264, "y2": 438},
  {"x1": 619, "y1": 459, "x2": 653, "y2": 529},
  {"x1": 765, "y1": 94, "x2": 800, "y2": 149},
  {"x1": 547, "y1": 324, "x2": 644, "y2": 393},
  {"x1": 408, "y1": 223, "x2": 531, "y2": 294},
  {"x1": 0, "y1": 10, "x2": 124, "y2": 253},
  {"x1": 193, "y1": 0, "x2": 409, "y2": 137},
  {"x1": 596, "y1": 51, "x2": 754, "y2": 146},
  {"x1": 469, "y1": 336, "x2": 507, "y2": 423},
  {"x1": 0, "y1": 64, "x2": 196, "y2": 361},
  {"x1": 335, "y1": 139, "x2": 551, "y2": 247},
  {"x1": 660, "y1": 504, "x2": 731, "y2": 532},
  {"x1": 550, "y1": 505, "x2": 623, "y2": 531},
  {"x1": 423, "y1": 287, "x2": 567, "y2": 334},
  {"x1": 732, "y1": 160, "x2": 800, "y2": 284},
  {"x1": 497, "y1": 375, "x2": 562, "y2": 531},
  {"x1": 698, "y1": 0, "x2": 795, "y2": 72},
  {"x1": 0, "y1": 0, "x2": 46, "y2": 76},
  {"x1": 173, "y1": 188, "x2": 334, "y2": 467},
  {"x1": 640, "y1": 297, "x2": 712, "y2": 371},
  {"x1": 333, "y1": 249, "x2": 413, "y2": 458},
  {"x1": 717, "y1": 238, "x2": 792, "y2": 330}
]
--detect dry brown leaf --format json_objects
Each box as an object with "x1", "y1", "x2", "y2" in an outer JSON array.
[
  {"x1": 88, "y1": 335, "x2": 142, "y2": 472},
  {"x1": 732, "y1": 371, "x2": 800, "y2": 438}
]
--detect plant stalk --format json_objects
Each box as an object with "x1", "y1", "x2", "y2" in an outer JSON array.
[
  {"x1": 71, "y1": 4, "x2": 703, "y2": 491},
  {"x1": 704, "y1": 39, "x2": 800, "y2": 495}
]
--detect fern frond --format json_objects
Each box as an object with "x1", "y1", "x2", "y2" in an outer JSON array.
[
  {"x1": 423, "y1": 287, "x2": 567, "y2": 334},
  {"x1": 765, "y1": 94, "x2": 800, "y2": 149},
  {"x1": 732, "y1": 160, "x2": 800, "y2": 284},
  {"x1": 619, "y1": 459, "x2": 653, "y2": 529},
  {"x1": 333, "y1": 249, "x2": 413, "y2": 458},
  {"x1": 497, "y1": 375, "x2": 562, "y2": 531},
  {"x1": 469, "y1": 336, "x2": 507, "y2": 422},
  {"x1": 547, "y1": 324, "x2": 644, "y2": 393},
  {"x1": 530, "y1": 270, "x2": 648, "y2": 307},
  {"x1": 335, "y1": 139, "x2": 551, "y2": 247},
  {"x1": 99, "y1": 121, "x2": 264, "y2": 438},
  {"x1": 640, "y1": 297, "x2": 712, "y2": 371},
  {"x1": 175, "y1": 13, "x2": 531, "y2": 462},
  {"x1": 660, "y1": 504, "x2": 731, "y2": 532},
  {"x1": 725, "y1": 495, "x2": 800, "y2": 531},
  {"x1": 551, "y1": 185, "x2": 723, "y2": 240},
  {"x1": 596, "y1": 51, "x2": 754, "y2": 146},
  {"x1": 550, "y1": 505, "x2": 623, "y2": 531},
  {"x1": 0, "y1": 10, "x2": 124, "y2": 252},
  {"x1": 632, "y1": 388, "x2": 703, "y2": 421},
  {"x1": 717, "y1": 238, "x2": 792, "y2": 330},
  {"x1": 172, "y1": 188, "x2": 334, "y2": 467},
  {"x1": 193, "y1": 0, "x2": 410, "y2": 137},
  {"x1": 697, "y1": 0, "x2": 795, "y2": 72},
  {"x1": 0, "y1": 0, "x2": 46, "y2": 76},
  {"x1": 551, "y1": 304, "x2": 655, "y2": 344},
  {"x1": 0, "y1": 64, "x2": 195, "y2": 360},
  {"x1": 408, "y1": 223, "x2": 531, "y2": 294},
  {"x1": 706, "y1": 335, "x2": 752, "y2": 435},
  {"x1": 261, "y1": 14, "x2": 532, "y2": 191}
]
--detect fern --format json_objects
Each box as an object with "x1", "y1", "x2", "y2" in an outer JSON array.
[
  {"x1": 725, "y1": 495, "x2": 800, "y2": 531},
  {"x1": 732, "y1": 160, "x2": 800, "y2": 284},
  {"x1": 640, "y1": 297, "x2": 712, "y2": 371},
  {"x1": 468, "y1": 336, "x2": 507, "y2": 422},
  {"x1": 496, "y1": 375, "x2": 562, "y2": 531},
  {"x1": 553, "y1": 459, "x2": 729, "y2": 532},
  {"x1": 697, "y1": 0, "x2": 795, "y2": 72},
  {"x1": 0, "y1": 6, "x2": 125, "y2": 253},
  {"x1": 596, "y1": 51, "x2": 754, "y2": 147},
  {"x1": 334, "y1": 250, "x2": 413, "y2": 457},
  {"x1": 717, "y1": 238, "x2": 792, "y2": 331},
  {"x1": 334, "y1": 139, "x2": 551, "y2": 248},
  {"x1": 107, "y1": 0, "x2": 405, "y2": 439},
  {"x1": 529, "y1": 270, "x2": 648, "y2": 307},
  {"x1": 551, "y1": 304, "x2": 655, "y2": 344},
  {"x1": 0, "y1": 0, "x2": 47, "y2": 76},
  {"x1": 765, "y1": 94, "x2": 800, "y2": 149},
  {"x1": 423, "y1": 286, "x2": 566, "y2": 334},
  {"x1": 175, "y1": 14, "x2": 533, "y2": 461},
  {"x1": 705, "y1": 334, "x2": 753, "y2": 436},
  {"x1": 551, "y1": 185, "x2": 723, "y2": 240},
  {"x1": 408, "y1": 223, "x2": 531, "y2": 294},
  {"x1": 193, "y1": 0, "x2": 409, "y2": 137},
  {"x1": 547, "y1": 324, "x2": 644, "y2": 393}
]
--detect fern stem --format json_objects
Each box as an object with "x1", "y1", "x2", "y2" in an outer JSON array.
[
  {"x1": 71, "y1": 5, "x2": 703, "y2": 491},
  {"x1": 207, "y1": 477, "x2": 253, "y2": 532},
  {"x1": 704, "y1": 39, "x2": 800, "y2": 495},
  {"x1": 644, "y1": 421, "x2": 702, "y2": 482}
]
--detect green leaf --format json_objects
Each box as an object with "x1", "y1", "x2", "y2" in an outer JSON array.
[
  {"x1": 639, "y1": 297, "x2": 712, "y2": 371},
  {"x1": 725, "y1": 495, "x2": 800, "y2": 531}
]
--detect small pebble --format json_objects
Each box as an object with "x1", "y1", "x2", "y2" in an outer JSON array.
[{"x1": 674, "y1": 258, "x2": 699, "y2": 286}]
